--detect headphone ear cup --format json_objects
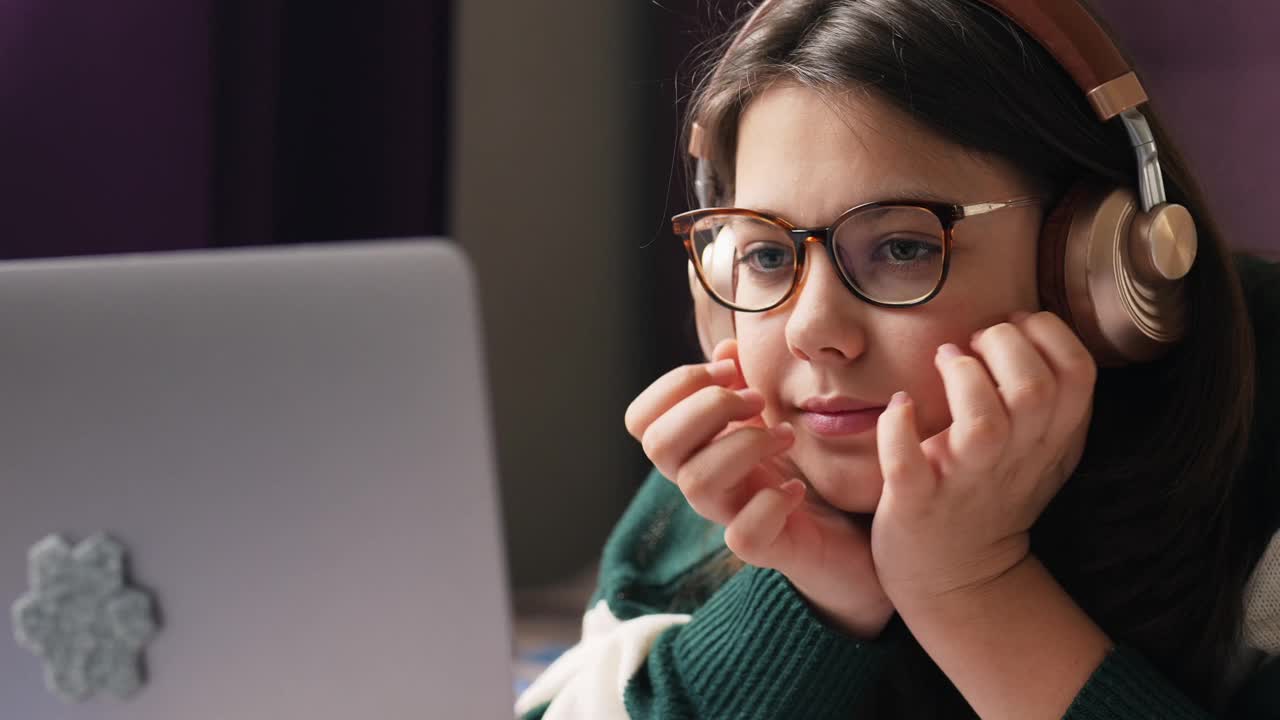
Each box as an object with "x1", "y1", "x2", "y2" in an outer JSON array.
[
  {"x1": 1039, "y1": 182, "x2": 1192, "y2": 366},
  {"x1": 1038, "y1": 182, "x2": 1089, "y2": 337},
  {"x1": 686, "y1": 239, "x2": 738, "y2": 361}
]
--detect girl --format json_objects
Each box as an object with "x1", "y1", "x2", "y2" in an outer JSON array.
[{"x1": 516, "y1": 0, "x2": 1280, "y2": 717}]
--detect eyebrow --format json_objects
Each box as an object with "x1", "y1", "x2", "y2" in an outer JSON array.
[
  {"x1": 749, "y1": 187, "x2": 959, "y2": 220},
  {"x1": 883, "y1": 187, "x2": 956, "y2": 204}
]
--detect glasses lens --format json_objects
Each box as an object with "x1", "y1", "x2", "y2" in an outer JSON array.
[
  {"x1": 832, "y1": 206, "x2": 947, "y2": 304},
  {"x1": 690, "y1": 214, "x2": 796, "y2": 311}
]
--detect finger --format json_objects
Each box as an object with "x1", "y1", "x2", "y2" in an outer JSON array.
[
  {"x1": 709, "y1": 339, "x2": 749, "y2": 398},
  {"x1": 935, "y1": 343, "x2": 1010, "y2": 469},
  {"x1": 723, "y1": 479, "x2": 806, "y2": 568},
  {"x1": 642, "y1": 385, "x2": 765, "y2": 482},
  {"x1": 679, "y1": 423, "x2": 795, "y2": 524},
  {"x1": 1012, "y1": 311, "x2": 1097, "y2": 449},
  {"x1": 969, "y1": 320, "x2": 1056, "y2": 450},
  {"x1": 710, "y1": 337, "x2": 736, "y2": 363},
  {"x1": 875, "y1": 391, "x2": 935, "y2": 511},
  {"x1": 709, "y1": 339, "x2": 748, "y2": 391},
  {"x1": 624, "y1": 355, "x2": 743, "y2": 441}
]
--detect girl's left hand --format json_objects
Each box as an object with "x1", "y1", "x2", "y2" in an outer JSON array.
[{"x1": 869, "y1": 310, "x2": 1097, "y2": 609}]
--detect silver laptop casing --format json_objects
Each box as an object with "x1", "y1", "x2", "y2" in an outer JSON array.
[{"x1": 0, "y1": 240, "x2": 514, "y2": 719}]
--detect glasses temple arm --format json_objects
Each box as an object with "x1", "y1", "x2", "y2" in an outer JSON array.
[{"x1": 956, "y1": 196, "x2": 1044, "y2": 219}]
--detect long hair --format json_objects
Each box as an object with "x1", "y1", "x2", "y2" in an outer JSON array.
[{"x1": 679, "y1": 1, "x2": 1259, "y2": 715}]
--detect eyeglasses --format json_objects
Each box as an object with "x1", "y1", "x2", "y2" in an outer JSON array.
[{"x1": 672, "y1": 197, "x2": 1043, "y2": 312}]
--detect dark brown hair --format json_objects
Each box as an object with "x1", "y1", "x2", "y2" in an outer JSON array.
[{"x1": 680, "y1": 0, "x2": 1260, "y2": 716}]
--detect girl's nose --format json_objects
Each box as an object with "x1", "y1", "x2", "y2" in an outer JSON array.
[{"x1": 783, "y1": 243, "x2": 869, "y2": 366}]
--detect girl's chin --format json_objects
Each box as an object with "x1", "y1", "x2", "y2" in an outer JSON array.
[
  {"x1": 784, "y1": 440, "x2": 883, "y2": 511},
  {"x1": 799, "y1": 465, "x2": 883, "y2": 514}
]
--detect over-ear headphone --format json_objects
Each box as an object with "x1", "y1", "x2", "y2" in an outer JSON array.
[{"x1": 683, "y1": 0, "x2": 1198, "y2": 367}]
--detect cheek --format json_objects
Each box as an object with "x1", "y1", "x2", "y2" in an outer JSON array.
[
  {"x1": 734, "y1": 315, "x2": 781, "y2": 386},
  {"x1": 734, "y1": 316, "x2": 794, "y2": 427},
  {"x1": 884, "y1": 327, "x2": 954, "y2": 437},
  {"x1": 947, "y1": 235, "x2": 1041, "y2": 312},
  {"x1": 897, "y1": 287, "x2": 1038, "y2": 437},
  {"x1": 882, "y1": 304, "x2": 992, "y2": 437}
]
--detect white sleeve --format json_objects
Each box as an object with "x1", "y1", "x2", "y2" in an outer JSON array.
[
  {"x1": 513, "y1": 599, "x2": 692, "y2": 720},
  {"x1": 1243, "y1": 529, "x2": 1280, "y2": 655}
]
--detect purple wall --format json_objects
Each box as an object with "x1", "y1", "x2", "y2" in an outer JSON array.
[
  {"x1": 1093, "y1": 1, "x2": 1280, "y2": 255},
  {"x1": 0, "y1": 2, "x2": 450, "y2": 261},
  {"x1": 0, "y1": 1, "x2": 211, "y2": 259}
]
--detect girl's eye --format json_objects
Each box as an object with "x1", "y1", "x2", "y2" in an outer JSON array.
[
  {"x1": 874, "y1": 237, "x2": 941, "y2": 265},
  {"x1": 738, "y1": 243, "x2": 794, "y2": 272}
]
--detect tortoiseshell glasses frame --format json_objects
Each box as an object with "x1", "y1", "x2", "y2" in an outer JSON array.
[{"x1": 671, "y1": 196, "x2": 1043, "y2": 312}]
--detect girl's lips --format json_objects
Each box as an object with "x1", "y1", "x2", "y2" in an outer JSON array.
[{"x1": 799, "y1": 407, "x2": 886, "y2": 436}]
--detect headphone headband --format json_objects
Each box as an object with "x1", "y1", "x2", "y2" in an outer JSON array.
[
  {"x1": 689, "y1": 0, "x2": 1147, "y2": 160},
  {"x1": 976, "y1": 0, "x2": 1147, "y2": 120}
]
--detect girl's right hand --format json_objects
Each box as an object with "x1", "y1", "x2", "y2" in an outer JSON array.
[{"x1": 623, "y1": 339, "x2": 895, "y2": 639}]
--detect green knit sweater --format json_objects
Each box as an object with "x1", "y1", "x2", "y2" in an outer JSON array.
[{"x1": 521, "y1": 254, "x2": 1280, "y2": 720}]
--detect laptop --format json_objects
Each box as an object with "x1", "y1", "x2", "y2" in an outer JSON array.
[{"x1": 0, "y1": 240, "x2": 515, "y2": 718}]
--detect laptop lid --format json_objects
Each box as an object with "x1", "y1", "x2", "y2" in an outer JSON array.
[{"x1": 0, "y1": 240, "x2": 514, "y2": 718}]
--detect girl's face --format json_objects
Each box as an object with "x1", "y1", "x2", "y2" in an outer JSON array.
[{"x1": 733, "y1": 83, "x2": 1044, "y2": 513}]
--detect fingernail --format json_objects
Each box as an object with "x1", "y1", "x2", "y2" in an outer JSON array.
[
  {"x1": 937, "y1": 343, "x2": 964, "y2": 362},
  {"x1": 707, "y1": 359, "x2": 737, "y2": 382},
  {"x1": 738, "y1": 388, "x2": 765, "y2": 407},
  {"x1": 888, "y1": 391, "x2": 910, "y2": 410},
  {"x1": 1010, "y1": 310, "x2": 1032, "y2": 323},
  {"x1": 781, "y1": 478, "x2": 806, "y2": 498},
  {"x1": 770, "y1": 422, "x2": 794, "y2": 441}
]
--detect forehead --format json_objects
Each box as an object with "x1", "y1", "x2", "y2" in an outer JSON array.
[{"x1": 732, "y1": 83, "x2": 1019, "y2": 225}]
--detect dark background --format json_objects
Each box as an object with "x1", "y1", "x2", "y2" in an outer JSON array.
[{"x1": 1, "y1": 1, "x2": 1275, "y2": 587}]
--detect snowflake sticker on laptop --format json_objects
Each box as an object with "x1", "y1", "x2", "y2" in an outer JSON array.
[{"x1": 11, "y1": 534, "x2": 159, "y2": 702}]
